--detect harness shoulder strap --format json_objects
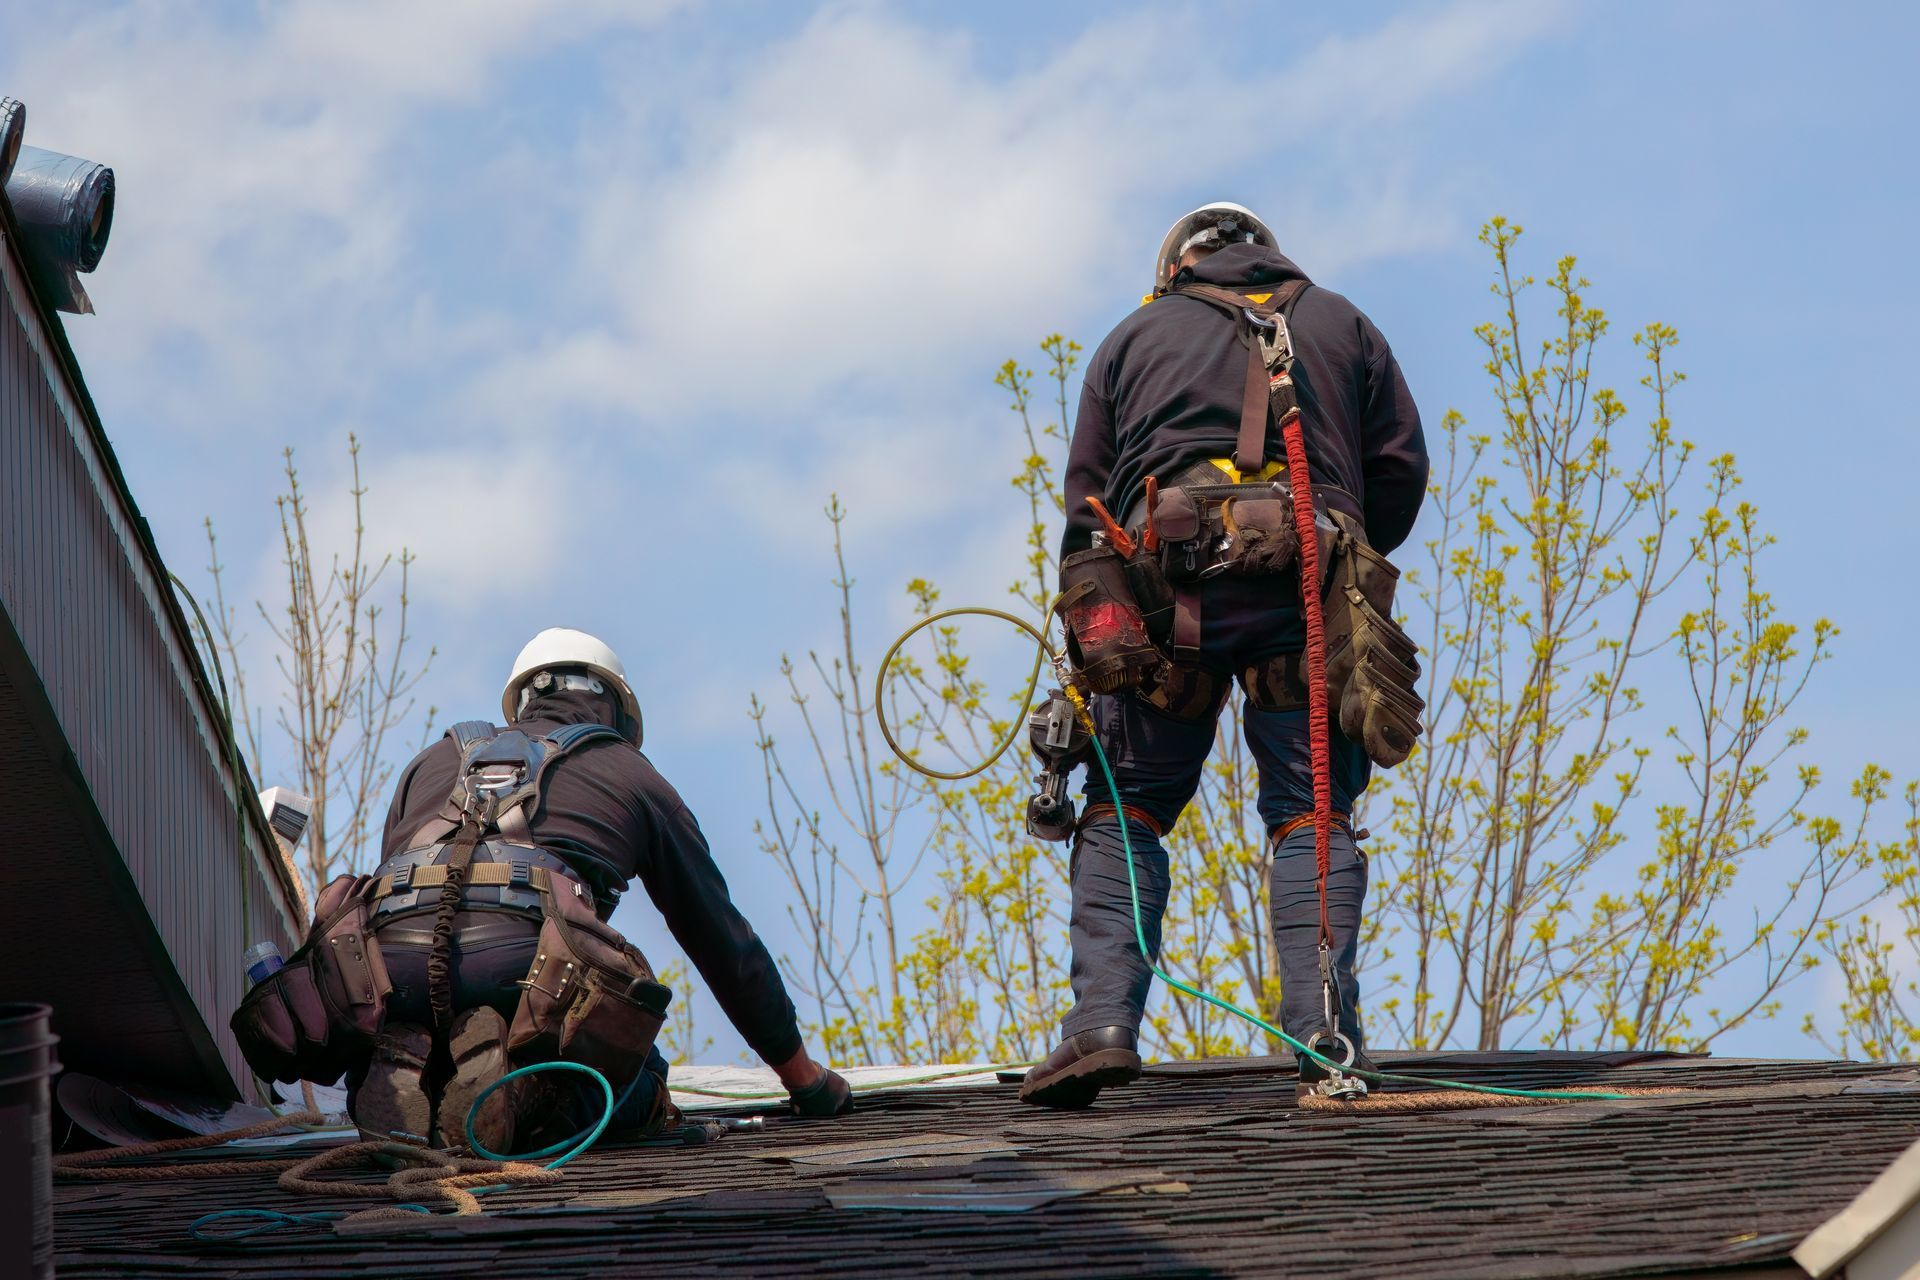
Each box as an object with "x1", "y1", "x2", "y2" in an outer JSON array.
[
  {"x1": 403, "y1": 721, "x2": 499, "y2": 849},
  {"x1": 398, "y1": 719, "x2": 626, "y2": 873},
  {"x1": 1168, "y1": 280, "x2": 1310, "y2": 473},
  {"x1": 546, "y1": 723, "x2": 625, "y2": 752},
  {"x1": 450, "y1": 720, "x2": 495, "y2": 751},
  {"x1": 498, "y1": 723, "x2": 625, "y2": 845}
]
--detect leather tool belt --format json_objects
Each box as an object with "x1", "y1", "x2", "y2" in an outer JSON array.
[{"x1": 507, "y1": 863, "x2": 671, "y2": 1093}]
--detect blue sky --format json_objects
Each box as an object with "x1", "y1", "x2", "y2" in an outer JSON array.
[{"x1": 5, "y1": 1, "x2": 1915, "y2": 1060}]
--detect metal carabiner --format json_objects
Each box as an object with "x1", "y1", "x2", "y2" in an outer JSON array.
[
  {"x1": 1245, "y1": 307, "x2": 1294, "y2": 372},
  {"x1": 1303, "y1": 1029, "x2": 1369, "y2": 1101},
  {"x1": 1305, "y1": 1028, "x2": 1358, "y2": 1070},
  {"x1": 1317, "y1": 940, "x2": 1339, "y2": 1029}
]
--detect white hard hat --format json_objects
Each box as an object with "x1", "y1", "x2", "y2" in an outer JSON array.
[
  {"x1": 1154, "y1": 201, "x2": 1276, "y2": 293},
  {"x1": 502, "y1": 627, "x2": 643, "y2": 741}
]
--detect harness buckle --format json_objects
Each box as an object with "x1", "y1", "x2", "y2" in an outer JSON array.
[
  {"x1": 509, "y1": 861, "x2": 533, "y2": 889},
  {"x1": 391, "y1": 864, "x2": 414, "y2": 892}
]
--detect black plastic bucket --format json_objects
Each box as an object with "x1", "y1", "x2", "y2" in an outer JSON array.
[{"x1": 0, "y1": 1003, "x2": 60, "y2": 1279}]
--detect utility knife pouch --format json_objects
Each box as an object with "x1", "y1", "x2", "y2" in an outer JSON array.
[
  {"x1": 509, "y1": 880, "x2": 672, "y2": 1093},
  {"x1": 1150, "y1": 486, "x2": 1205, "y2": 582}
]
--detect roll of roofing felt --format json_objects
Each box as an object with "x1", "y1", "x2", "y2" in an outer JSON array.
[
  {"x1": 5, "y1": 144, "x2": 115, "y2": 314},
  {"x1": 0, "y1": 99, "x2": 23, "y2": 188}
]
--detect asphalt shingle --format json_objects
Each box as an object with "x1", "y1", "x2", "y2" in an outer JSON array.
[{"x1": 51, "y1": 1051, "x2": 1920, "y2": 1279}]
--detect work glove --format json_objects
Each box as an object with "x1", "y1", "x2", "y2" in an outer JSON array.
[{"x1": 787, "y1": 1067, "x2": 854, "y2": 1118}]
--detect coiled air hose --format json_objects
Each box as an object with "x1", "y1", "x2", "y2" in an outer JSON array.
[{"x1": 875, "y1": 605, "x2": 1630, "y2": 1103}]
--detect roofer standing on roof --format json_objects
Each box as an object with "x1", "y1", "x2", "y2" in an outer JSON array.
[
  {"x1": 1020, "y1": 204, "x2": 1429, "y2": 1108},
  {"x1": 233, "y1": 628, "x2": 851, "y2": 1151}
]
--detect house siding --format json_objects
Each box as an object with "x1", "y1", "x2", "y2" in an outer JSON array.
[{"x1": 0, "y1": 208, "x2": 303, "y2": 1096}]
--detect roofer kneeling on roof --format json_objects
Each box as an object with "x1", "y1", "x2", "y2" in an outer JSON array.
[
  {"x1": 1020, "y1": 204, "x2": 1430, "y2": 1108},
  {"x1": 233, "y1": 628, "x2": 852, "y2": 1151}
]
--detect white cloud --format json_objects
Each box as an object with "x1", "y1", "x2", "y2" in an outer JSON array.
[
  {"x1": 6, "y1": 0, "x2": 1572, "y2": 627},
  {"x1": 1, "y1": 0, "x2": 684, "y2": 431},
  {"x1": 1287, "y1": 0, "x2": 1569, "y2": 125},
  {"x1": 306, "y1": 442, "x2": 589, "y2": 611},
  {"x1": 472, "y1": 0, "x2": 1573, "y2": 431}
]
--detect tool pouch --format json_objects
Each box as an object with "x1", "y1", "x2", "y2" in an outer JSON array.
[
  {"x1": 1121, "y1": 549, "x2": 1176, "y2": 649},
  {"x1": 509, "y1": 879, "x2": 673, "y2": 1094},
  {"x1": 231, "y1": 952, "x2": 350, "y2": 1084},
  {"x1": 231, "y1": 875, "x2": 391, "y2": 1084},
  {"x1": 1154, "y1": 480, "x2": 1335, "y2": 585},
  {"x1": 1056, "y1": 545, "x2": 1163, "y2": 694},
  {"x1": 1321, "y1": 515, "x2": 1425, "y2": 767},
  {"x1": 309, "y1": 874, "x2": 392, "y2": 1040},
  {"x1": 1217, "y1": 495, "x2": 1297, "y2": 577},
  {"x1": 1338, "y1": 643, "x2": 1426, "y2": 768}
]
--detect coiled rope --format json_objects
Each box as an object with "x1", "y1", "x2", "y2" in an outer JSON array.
[
  {"x1": 58, "y1": 1062, "x2": 626, "y2": 1239},
  {"x1": 873, "y1": 606, "x2": 1049, "y2": 781}
]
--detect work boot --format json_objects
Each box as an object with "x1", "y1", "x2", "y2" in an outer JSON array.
[
  {"x1": 350, "y1": 1023, "x2": 435, "y2": 1146},
  {"x1": 439, "y1": 1007, "x2": 517, "y2": 1153},
  {"x1": 1297, "y1": 1041, "x2": 1376, "y2": 1083},
  {"x1": 1019, "y1": 1027, "x2": 1141, "y2": 1110}
]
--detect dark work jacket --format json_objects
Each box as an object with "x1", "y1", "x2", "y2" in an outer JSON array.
[
  {"x1": 379, "y1": 687, "x2": 804, "y2": 1065},
  {"x1": 1062, "y1": 243, "x2": 1429, "y2": 561}
]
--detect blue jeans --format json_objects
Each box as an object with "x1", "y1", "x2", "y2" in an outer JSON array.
[{"x1": 1061, "y1": 577, "x2": 1371, "y2": 1051}]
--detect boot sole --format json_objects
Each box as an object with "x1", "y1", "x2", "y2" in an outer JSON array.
[
  {"x1": 352, "y1": 1025, "x2": 434, "y2": 1146},
  {"x1": 1018, "y1": 1048, "x2": 1143, "y2": 1110},
  {"x1": 440, "y1": 1008, "x2": 514, "y2": 1152}
]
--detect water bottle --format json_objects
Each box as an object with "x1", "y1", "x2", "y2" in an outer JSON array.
[{"x1": 243, "y1": 940, "x2": 285, "y2": 987}]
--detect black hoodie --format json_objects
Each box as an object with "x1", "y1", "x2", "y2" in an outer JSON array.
[
  {"x1": 1061, "y1": 243, "x2": 1428, "y2": 562},
  {"x1": 379, "y1": 687, "x2": 804, "y2": 1064}
]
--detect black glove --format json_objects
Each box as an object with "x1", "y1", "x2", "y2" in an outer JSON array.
[{"x1": 787, "y1": 1067, "x2": 854, "y2": 1117}]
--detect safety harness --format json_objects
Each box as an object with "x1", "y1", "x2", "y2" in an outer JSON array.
[
  {"x1": 1159, "y1": 280, "x2": 1311, "y2": 658},
  {"x1": 382, "y1": 720, "x2": 626, "y2": 1027}
]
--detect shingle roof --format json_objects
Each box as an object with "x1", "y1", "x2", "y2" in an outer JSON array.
[{"x1": 53, "y1": 1050, "x2": 1920, "y2": 1278}]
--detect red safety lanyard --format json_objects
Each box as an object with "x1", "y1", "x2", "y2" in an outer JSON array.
[{"x1": 1280, "y1": 408, "x2": 1336, "y2": 955}]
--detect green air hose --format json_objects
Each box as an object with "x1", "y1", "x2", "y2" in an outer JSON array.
[
  {"x1": 465, "y1": 1060, "x2": 620, "y2": 1167},
  {"x1": 877, "y1": 606, "x2": 1631, "y2": 1104}
]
